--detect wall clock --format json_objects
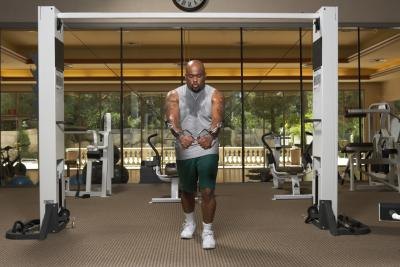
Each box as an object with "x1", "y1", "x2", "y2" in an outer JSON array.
[{"x1": 172, "y1": 0, "x2": 208, "y2": 12}]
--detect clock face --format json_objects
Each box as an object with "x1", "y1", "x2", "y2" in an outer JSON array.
[{"x1": 172, "y1": 0, "x2": 207, "y2": 12}]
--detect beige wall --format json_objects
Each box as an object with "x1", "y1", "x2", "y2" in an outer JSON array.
[
  {"x1": 382, "y1": 76, "x2": 400, "y2": 102},
  {"x1": 364, "y1": 83, "x2": 383, "y2": 108},
  {"x1": 0, "y1": 0, "x2": 400, "y2": 25},
  {"x1": 363, "y1": 76, "x2": 400, "y2": 106}
]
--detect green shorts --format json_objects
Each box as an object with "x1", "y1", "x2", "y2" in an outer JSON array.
[{"x1": 176, "y1": 154, "x2": 219, "y2": 193}]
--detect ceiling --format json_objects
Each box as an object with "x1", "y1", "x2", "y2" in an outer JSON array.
[{"x1": 1, "y1": 28, "x2": 400, "y2": 84}]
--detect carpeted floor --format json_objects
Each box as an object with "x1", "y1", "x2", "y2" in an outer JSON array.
[{"x1": 0, "y1": 182, "x2": 400, "y2": 267}]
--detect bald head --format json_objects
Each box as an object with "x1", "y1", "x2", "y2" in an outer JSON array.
[
  {"x1": 185, "y1": 60, "x2": 206, "y2": 92},
  {"x1": 186, "y1": 60, "x2": 205, "y2": 73}
]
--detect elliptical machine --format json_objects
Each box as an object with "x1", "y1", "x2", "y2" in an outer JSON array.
[{"x1": 143, "y1": 133, "x2": 180, "y2": 203}]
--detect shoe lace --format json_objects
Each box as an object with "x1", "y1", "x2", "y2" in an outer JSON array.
[
  {"x1": 202, "y1": 229, "x2": 213, "y2": 238},
  {"x1": 182, "y1": 221, "x2": 194, "y2": 230}
]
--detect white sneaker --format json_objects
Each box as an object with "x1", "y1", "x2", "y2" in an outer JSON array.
[
  {"x1": 180, "y1": 221, "x2": 196, "y2": 239},
  {"x1": 202, "y1": 229, "x2": 216, "y2": 249}
]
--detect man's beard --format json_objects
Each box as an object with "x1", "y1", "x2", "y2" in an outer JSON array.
[{"x1": 187, "y1": 83, "x2": 205, "y2": 93}]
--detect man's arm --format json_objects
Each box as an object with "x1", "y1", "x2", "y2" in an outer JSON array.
[
  {"x1": 198, "y1": 89, "x2": 224, "y2": 149},
  {"x1": 165, "y1": 89, "x2": 194, "y2": 149},
  {"x1": 210, "y1": 89, "x2": 224, "y2": 138},
  {"x1": 165, "y1": 90, "x2": 182, "y2": 137}
]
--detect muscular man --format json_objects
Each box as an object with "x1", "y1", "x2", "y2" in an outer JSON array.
[{"x1": 165, "y1": 60, "x2": 224, "y2": 249}]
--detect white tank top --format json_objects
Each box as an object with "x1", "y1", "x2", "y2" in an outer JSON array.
[{"x1": 175, "y1": 84, "x2": 219, "y2": 160}]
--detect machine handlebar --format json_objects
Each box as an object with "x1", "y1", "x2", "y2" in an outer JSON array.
[{"x1": 147, "y1": 133, "x2": 160, "y2": 163}]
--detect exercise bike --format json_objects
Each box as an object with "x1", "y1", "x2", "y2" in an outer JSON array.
[
  {"x1": 143, "y1": 133, "x2": 180, "y2": 203},
  {"x1": 142, "y1": 124, "x2": 221, "y2": 203},
  {"x1": 0, "y1": 145, "x2": 29, "y2": 186}
]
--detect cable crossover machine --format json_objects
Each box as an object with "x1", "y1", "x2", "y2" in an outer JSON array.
[{"x1": 5, "y1": 6, "x2": 373, "y2": 240}]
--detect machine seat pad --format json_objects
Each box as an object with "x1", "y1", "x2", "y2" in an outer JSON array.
[
  {"x1": 275, "y1": 166, "x2": 304, "y2": 175},
  {"x1": 165, "y1": 163, "x2": 178, "y2": 176},
  {"x1": 341, "y1": 142, "x2": 373, "y2": 153},
  {"x1": 87, "y1": 150, "x2": 102, "y2": 159},
  {"x1": 382, "y1": 148, "x2": 398, "y2": 154}
]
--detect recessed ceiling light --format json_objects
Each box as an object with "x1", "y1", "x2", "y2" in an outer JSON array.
[{"x1": 368, "y1": 58, "x2": 386, "y2": 63}]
